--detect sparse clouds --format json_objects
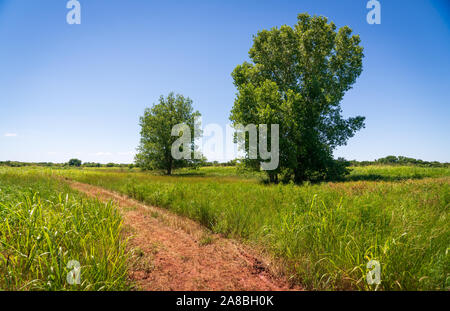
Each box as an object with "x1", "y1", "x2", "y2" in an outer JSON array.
[
  {"x1": 94, "y1": 152, "x2": 112, "y2": 156},
  {"x1": 4, "y1": 133, "x2": 18, "y2": 137}
]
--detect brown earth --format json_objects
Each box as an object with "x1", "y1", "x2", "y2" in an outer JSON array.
[{"x1": 69, "y1": 181, "x2": 302, "y2": 291}]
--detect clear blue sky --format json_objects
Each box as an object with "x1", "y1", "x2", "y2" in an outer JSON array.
[{"x1": 0, "y1": 0, "x2": 449, "y2": 163}]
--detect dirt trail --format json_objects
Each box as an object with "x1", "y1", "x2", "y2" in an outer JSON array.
[{"x1": 69, "y1": 181, "x2": 301, "y2": 291}]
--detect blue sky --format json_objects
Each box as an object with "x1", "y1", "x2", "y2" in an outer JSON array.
[{"x1": 0, "y1": 0, "x2": 449, "y2": 163}]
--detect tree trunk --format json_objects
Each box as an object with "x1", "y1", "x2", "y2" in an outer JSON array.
[
  {"x1": 167, "y1": 156, "x2": 173, "y2": 175},
  {"x1": 294, "y1": 166, "x2": 305, "y2": 184},
  {"x1": 268, "y1": 172, "x2": 278, "y2": 183}
]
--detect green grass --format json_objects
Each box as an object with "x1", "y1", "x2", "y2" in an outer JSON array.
[
  {"x1": 0, "y1": 167, "x2": 130, "y2": 290},
  {"x1": 1, "y1": 165, "x2": 448, "y2": 290},
  {"x1": 55, "y1": 165, "x2": 449, "y2": 291}
]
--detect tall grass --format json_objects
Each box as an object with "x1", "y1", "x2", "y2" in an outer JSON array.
[
  {"x1": 0, "y1": 168, "x2": 130, "y2": 290},
  {"x1": 58, "y1": 165, "x2": 450, "y2": 290}
]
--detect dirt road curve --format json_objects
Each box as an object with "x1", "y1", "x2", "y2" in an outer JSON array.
[{"x1": 69, "y1": 181, "x2": 301, "y2": 291}]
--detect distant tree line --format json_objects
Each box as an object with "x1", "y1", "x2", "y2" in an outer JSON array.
[
  {"x1": 0, "y1": 161, "x2": 61, "y2": 167},
  {"x1": 201, "y1": 159, "x2": 239, "y2": 167},
  {"x1": 2, "y1": 156, "x2": 447, "y2": 169},
  {"x1": 349, "y1": 156, "x2": 449, "y2": 168},
  {"x1": 0, "y1": 160, "x2": 133, "y2": 168}
]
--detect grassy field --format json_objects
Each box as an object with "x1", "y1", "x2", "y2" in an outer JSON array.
[
  {"x1": 0, "y1": 167, "x2": 130, "y2": 290},
  {"x1": 0, "y1": 165, "x2": 448, "y2": 290},
  {"x1": 53, "y1": 165, "x2": 449, "y2": 291}
]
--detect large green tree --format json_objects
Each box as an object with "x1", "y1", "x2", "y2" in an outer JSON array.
[
  {"x1": 230, "y1": 13, "x2": 366, "y2": 183},
  {"x1": 135, "y1": 93, "x2": 201, "y2": 175}
]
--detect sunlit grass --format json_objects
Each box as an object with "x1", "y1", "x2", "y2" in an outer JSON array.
[
  {"x1": 0, "y1": 167, "x2": 130, "y2": 290},
  {"x1": 55, "y1": 165, "x2": 450, "y2": 290},
  {"x1": 2, "y1": 165, "x2": 448, "y2": 290}
]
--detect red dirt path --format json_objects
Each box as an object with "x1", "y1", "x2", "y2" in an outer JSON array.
[{"x1": 69, "y1": 181, "x2": 301, "y2": 291}]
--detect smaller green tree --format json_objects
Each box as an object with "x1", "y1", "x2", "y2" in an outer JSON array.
[
  {"x1": 135, "y1": 93, "x2": 201, "y2": 175},
  {"x1": 68, "y1": 158, "x2": 82, "y2": 167}
]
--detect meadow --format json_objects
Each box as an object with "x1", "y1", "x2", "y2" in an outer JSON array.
[
  {"x1": 0, "y1": 167, "x2": 129, "y2": 290},
  {"x1": 0, "y1": 165, "x2": 448, "y2": 290},
  {"x1": 55, "y1": 165, "x2": 449, "y2": 291}
]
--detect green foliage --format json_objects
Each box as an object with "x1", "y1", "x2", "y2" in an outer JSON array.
[
  {"x1": 59, "y1": 165, "x2": 450, "y2": 290},
  {"x1": 230, "y1": 13, "x2": 365, "y2": 183},
  {"x1": 350, "y1": 156, "x2": 449, "y2": 168},
  {"x1": 135, "y1": 93, "x2": 201, "y2": 175},
  {"x1": 0, "y1": 161, "x2": 61, "y2": 168},
  {"x1": 82, "y1": 162, "x2": 101, "y2": 168},
  {"x1": 68, "y1": 159, "x2": 82, "y2": 167},
  {"x1": 375, "y1": 156, "x2": 448, "y2": 167},
  {"x1": 0, "y1": 168, "x2": 129, "y2": 290}
]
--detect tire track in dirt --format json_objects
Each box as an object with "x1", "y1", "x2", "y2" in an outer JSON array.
[{"x1": 69, "y1": 181, "x2": 301, "y2": 291}]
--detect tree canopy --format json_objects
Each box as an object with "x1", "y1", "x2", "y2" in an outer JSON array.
[
  {"x1": 230, "y1": 13, "x2": 366, "y2": 183},
  {"x1": 135, "y1": 93, "x2": 201, "y2": 175},
  {"x1": 68, "y1": 158, "x2": 82, "y2": 167}
]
